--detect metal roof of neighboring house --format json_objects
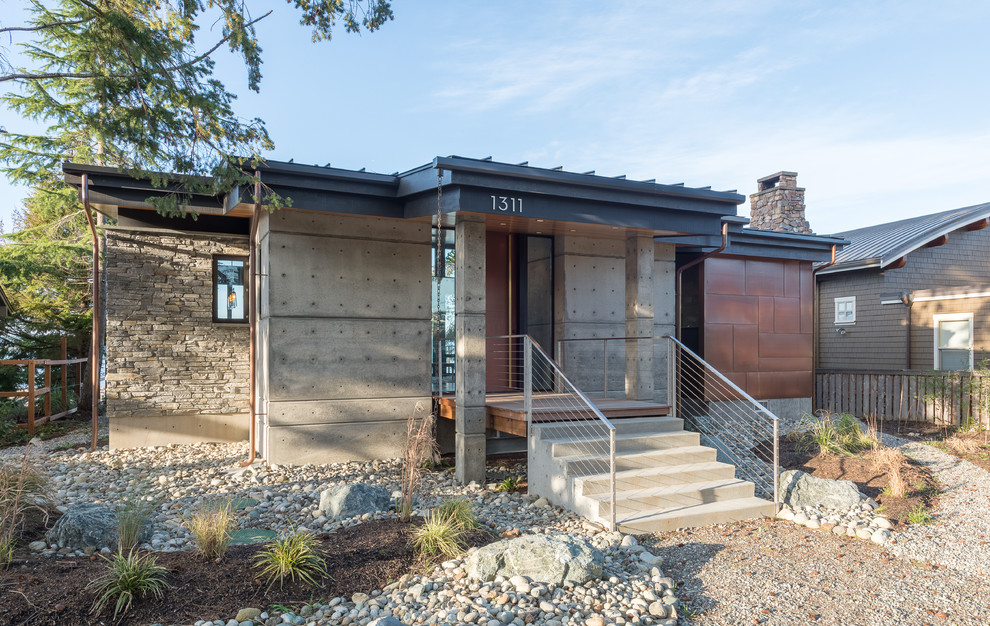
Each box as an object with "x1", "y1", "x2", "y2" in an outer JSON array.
[{"x1": 816, "y1": 202, "x2": 990, "y2": 275}]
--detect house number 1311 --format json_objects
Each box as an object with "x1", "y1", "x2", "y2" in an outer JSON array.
[{"x1": 491, "y1": 195, "x2": 523, "y2": 213}]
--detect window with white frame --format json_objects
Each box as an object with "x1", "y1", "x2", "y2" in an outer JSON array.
[
  {"x1": 934, "y1": 313, "x2": 974, "y2": 371},
  {"x1": 834, "y1": 296, "x2": 856, "y2": 324}
]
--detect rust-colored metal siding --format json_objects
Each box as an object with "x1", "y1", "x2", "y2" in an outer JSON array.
[{"x1": 702, "y1": 256, "x2": 813, "y2": 399}]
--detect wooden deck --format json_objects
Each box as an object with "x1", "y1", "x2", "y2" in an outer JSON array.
[{"x1": 437, "y1": 394, "x2": 670, "y2": 437}]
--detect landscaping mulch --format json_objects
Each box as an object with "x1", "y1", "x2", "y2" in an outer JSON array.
[
  {"x1": 0, "y1": 518, "x2": 494, "y2": 626},
  {"x1": 755, "y1": 436, "x2": 940, "y2": 527}
]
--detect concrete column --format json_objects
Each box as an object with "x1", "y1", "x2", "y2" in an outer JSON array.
[
  {"x1": 625, "y1": 232, "x2": 654, "y2": 400},
  {"x1": 454, "y1": 215, "x2": 486, "y2": 484}
]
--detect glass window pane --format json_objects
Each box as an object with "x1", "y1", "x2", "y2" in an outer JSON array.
[
  {"x1": 940, "y1": 349, "x2": 970, "y2": 371},
  {"x1": 939, "y1": 320, "x2": 970, "y2": 349},
  {"x1": 216, "y1": 259, "x2": 246, "y2": 321}
]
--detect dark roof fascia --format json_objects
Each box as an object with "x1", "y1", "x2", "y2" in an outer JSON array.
[
  {"x1": 63, "y1": 163, "x2": 229, "y2": 214},
  {"x1": 427, "y1": 156, "x2": 745, "y2": 207},
  {"x1": 815, "y1": 258, "x2": 882, "y2": 276},
  {"x1": 665, "y1": 228, "x2": 847, "y2": 262}
]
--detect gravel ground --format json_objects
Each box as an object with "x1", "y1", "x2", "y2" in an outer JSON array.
[
  {"x1": 6, "y1": 430, "x2": 990, "y2": 626},
  {"x1": 0, "y1": 419, "x2": 108, "y2": 460},
  {"x1": 884, "y1": 439, "x2": 990, "y2": 577},
  {"x1": 647, "y1": 518, "x2": 990, "y2": 626}
]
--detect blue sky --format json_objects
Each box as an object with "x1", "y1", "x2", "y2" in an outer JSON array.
[{"x1": 2, "y1": 0, "x2": 989, "y2": 235}]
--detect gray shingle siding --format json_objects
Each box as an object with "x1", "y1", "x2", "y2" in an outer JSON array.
[{"x1": 818, "y1": 224, "x2": 990, "y2": 371}]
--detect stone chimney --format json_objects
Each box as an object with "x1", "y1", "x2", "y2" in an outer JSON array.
[{"x1": 749, "y1": 171, "x2": 812, "y2": 234}]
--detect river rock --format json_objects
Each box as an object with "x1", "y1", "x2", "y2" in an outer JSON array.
[
  {"x1": 466, "y1": 534, "x2": 604, "y2": 585},
  {"x1": 779, "y1": 470, "x2": 864, "y2": 510},
  {"x1": 318, "y1": 483, "x2": 391, "y2": 520},
  {"x1": 44, "y1": 503, "x2": 143, "y2": 550}
]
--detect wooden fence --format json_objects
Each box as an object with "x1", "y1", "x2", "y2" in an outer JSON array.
[
  {"x1": 815, "y1": 369, "x2": 990, "y2": 427},
  {"x1": 0, "y1": 340, "x2": 88, "y2": 434}
]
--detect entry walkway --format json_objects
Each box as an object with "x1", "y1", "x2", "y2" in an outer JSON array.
[{"x1": 437, "y1": 394, "x2": 669, "y2": 437}]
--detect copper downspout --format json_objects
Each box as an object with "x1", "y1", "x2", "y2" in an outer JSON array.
[
  {"x1": 81, "y1": 174, "x2": 100, "y2": 451},
  {"x1": 675, "y1": 222, "x2": 728, "y2": 341},
  {"x1": 811, "y1": 245, "x2": 837, "y2": 371},
  {"x1": 240, "y1": 173, "x2": 261, "y2": 467}
]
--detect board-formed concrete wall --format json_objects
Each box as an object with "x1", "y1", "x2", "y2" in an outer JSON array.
[
  {"x1": 260, "y1": 210, "x2": 432, "y2": 464},
  {"x1": 104, "y1": 228, "x2": 250, "y2": 448},
  {"x1": 552, "y1": 235, "x2": 676, "y2": 403}
]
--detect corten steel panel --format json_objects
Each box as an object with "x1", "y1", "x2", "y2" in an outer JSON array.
[
  {"x1": 783, "y1": 261, "x2": 801, "y2": 298},
  {"x1": 705, "y1": 324, "x2": 734, "y2": 371},
  {"x1": 745, "y1": 259, "x2": 785, "y2": 297},
  {"x1": 755, "y1": 370, "x2": 813, "y2": 398},
  {"x1": 703, "y1": 257, "x2": 815, "y2": 400},
  {"x1": 757, "y1": 357, "x2": 814, "y2": 371},
  {"x1": 800, "y1": 264, "x2": 815, "y2": 334},
  {"x1": 486, "y1": 232, "x2": 512, "y2": 392},
  {"x1": 733, "y1": 324, "x2": 759, "y2": 371},
  {"x1": 704, "y1": 257, "x2": 747, "y2": 295},
  {"x1": 758, "y1": 296, "x2": 775, "y2": 330},
  {"x1": 759, "y1": 332, "x2": 813, "y2": 358},
  {"x1": 773, "y1": 297, "x2": 802, "y2": 334},
  {"x1": 705, "y1": 294, "x2": 759, "y2": 325}
]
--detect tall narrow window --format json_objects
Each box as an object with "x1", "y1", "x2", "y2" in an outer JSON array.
[
  {"x1": 934, "y1": 313, "x2": 973, "y2": 370},
  {"x1": 213, "y1": 256, "x2": 248, "y2": 323},
  {"x1": 834, "y1": 296, "x2": 856, "y2": 324}
]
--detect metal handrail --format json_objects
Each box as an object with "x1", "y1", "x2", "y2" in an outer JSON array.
[
  {"x1": 488, "y1": 334, "x2": 618, "y2": 530},
  {"x1": 555, "y1": 334, "x2": 781, "y2": 510},
  {"x1": 665, "y1": 335, "x2": 780, "y2": 510}
]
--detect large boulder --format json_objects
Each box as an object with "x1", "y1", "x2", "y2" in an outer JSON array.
[
  {"x1": 318, "y1": 483, "x2": 391, "y2": 520},
  {"x1": 466, "y1": 534, "x2": 604, "y2": 585},
  {"x1": 45, "y1": 503, "x2": 150, "y2": 550},
  {"x1": 780, "y1": 469, "x2": 864, "y2": 510}
]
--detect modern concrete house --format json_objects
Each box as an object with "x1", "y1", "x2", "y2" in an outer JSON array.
[
  {"x1": 64, "y1": 158, "x2": 841, "y2": 531},
  {"x1": 816, "y1": 203, "x2": 990, "y2": 372}
]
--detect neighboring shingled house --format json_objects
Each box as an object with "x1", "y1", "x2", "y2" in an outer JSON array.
[{"x1": 816, "y1": 203, "x2": 990, "y2": 371}]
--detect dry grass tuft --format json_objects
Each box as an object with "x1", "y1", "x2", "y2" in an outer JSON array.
[
  {"x1": 945, "y1": 433, "x2": 982, "y2": 456},
  {"x1": 400, "y1": 401, "x2": 438, "y2": 523},
  {"x1": 0, "y1": 448, "x2": 51, "y2": 567},
  {"x1": 872, "y1": 446, "x2": 907, "y2": 498}
]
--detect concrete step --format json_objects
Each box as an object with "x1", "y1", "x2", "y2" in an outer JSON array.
[
  {"x1": 546, "y1": 430, "x2": 701, "y2": 457},
  {"x1": 558, "y1": 445, "x2": 718, "y2": 476},
  {"x1": 616, "y1": 497, "x2": 776, "y2": 533},
  {"x1": 577, "y1": 460, "x2": 737, "y2": 495},
  {"x1": 534, "y1": 415, "x2": 682, "y2": 438},
  {"x1": 588, "y1": 479, "x2": 756, "y2": 516}
]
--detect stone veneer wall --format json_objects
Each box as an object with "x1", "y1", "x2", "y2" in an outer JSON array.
[
  {"x1": 104, "y1": 228, "x2": 250, "y2": 425},
  {"x1": 749, "y1": 171, "x2": 812, "y2": 234}
]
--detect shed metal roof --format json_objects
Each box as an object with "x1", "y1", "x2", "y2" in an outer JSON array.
[{"x1": 817, "y1": 202, "x2": 990, "y2": 275}]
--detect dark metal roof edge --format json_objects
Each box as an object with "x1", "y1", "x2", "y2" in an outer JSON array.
[
  {"x1": 735, "y1": 228, "x2": 849, "y2": 247},
  {"x1": 815, "y1": 258, "x2": 882, "y2": 275},
  {"x1": 432, "y1": 155, "x2": 745, "y2": 204}
]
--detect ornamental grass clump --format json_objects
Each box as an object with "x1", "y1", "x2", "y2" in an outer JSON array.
[
  {"x1": 798, "y1": 412, "x2": 877, "y2": 457},
  {"x1": 117, "y1": 491, "x2": 158, "y2": 554},
  {"x1": 436, "y1": 498, "x2": 480, "y2": 530},
  {"x1": 87, "y1": 550, "x2": 170, "y2": 619},
  {"x1": 253, "y1": 531, "x2": 327, "y2": 590},
  {"x1": 0, "y1": 449, "x2": 51, "y2": 567},
  {"x1": 410, "y1": 504, "x2": 470, "y2": 559},
  {"x1": 186, "y1": 499, "x2": 237, "y2": 560}
]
